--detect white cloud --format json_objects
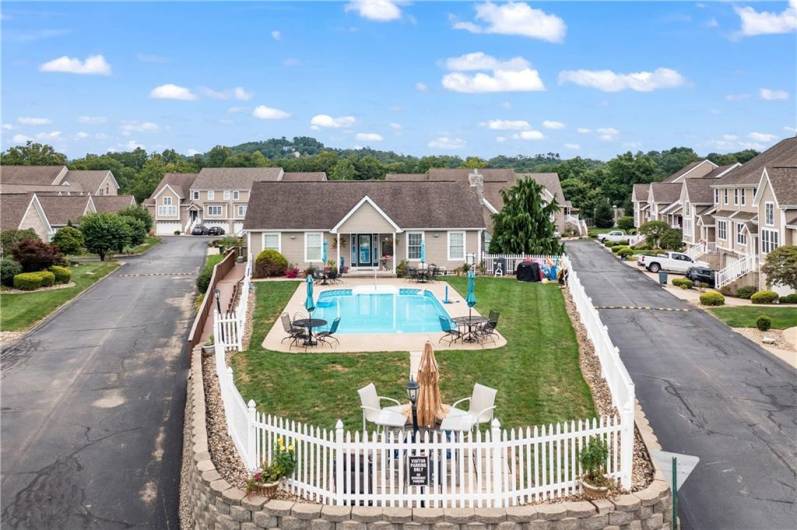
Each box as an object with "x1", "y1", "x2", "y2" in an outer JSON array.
[
  {"x1": 78, "y1": 115, "x2": 107, "y2": 124},
  {"x1": 17, "y1": 117, "x2": 51, "y2": 126},
  {"x1": 748, "y1": 132, "x2": 777, "y2": 142},
  {"x1": 514, "y1": 130, "x2": 544, "y2": 140},
  {"x1": 253, "y1": 105, "x2": 291, "y2": 120},
  {"x1": 577, "y1": 128, "x2": 591, "y2": 134},
  {"x1": 542, "y1": 120, "x2": 565, "y2": 129},
  {"x1": 39, "y1": 54, "x2": 111, "y2": 75},
  {"x1": 345, "y1": 0, "x2": 401, "y2": 22},
  {"x1": 355, "y1": 132, "x2": 383, "y2": 142},
  {"x1": 150, "y1": 84, "x2": 197, "y2": 101},
  {"x1": 123, "y1": 140, "x2": 145, "y2": 151},
  {"x1": 310, "y1": 114, "x2": 356, "y2": 128},
  {"x1": 442, "y1": 52, "x2": 544, "y2": 93},
  {"x1": 415, "y1": 82, "x2": 428, "y2": 92},
  {"x1": 271, "y1": 30, "x2": 282, "y2": 41},
  {"x1": 186, "y1": 148, "x2": 201, "y2": 156},
  {"x1": 389, "y1": 122, "x2": 402, "y2": 130},
  {"x1": 564, "y1": 143, "x2": 580, "y2": 150},
  {"x1": 200, "y1": 87, "x2": 228, "y2": 100},
  {"x1": 597, "y1": 127, "x2": 619, "y2": 141},
  {"x1": 725, "y1": 93, "x2": 751, "y2": 101},
  {"x1": 482, "y1": 119, "x2": 530, "y2": 130},
  {"x1": 234, "y1": 87, "x2": 252, "y2": 101},
  {"x1": 453, "y1": 1, "x2": 567, "y2": 43},
  {"x1": 428, "y1": 136, "x2": 465, "y2": 150},
  {"x1": 35, "y1": 131, "x2": 61, "y2": 141},
  {"x1": 760, "y1": 88, "x2": 789, "y2": 101},
  {"x1": 785, "y1": 126, "x2": 797, "y2": 134},
  {"x1": 76, "y1": 131, "x2": 90, "y2": 139},
  {"x1": 199, "y1": 86, "x2": 253, "y2": 101},
  {"x1": 558, "y1": 67, "x2": 685, "y2": 92},
  {"x1": 120, "y1": 121, "x2": 159, "y2": 135},
  {"x1": 735, "y1": 0, "x2": 797, "y2": 37},
  {"x1": 2, "y1": 123, "x2": 13, "y2": 130},
  {"x1": 496, "y1": 136, "x2": 508, "y2": 143},
  {"x1": 12, "y1": 134, "x2": 32, "y2": 144}
]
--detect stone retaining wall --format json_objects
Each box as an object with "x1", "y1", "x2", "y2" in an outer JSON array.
[{"x1": 181, "y1": 349, "x2": 673, "y2": 530}]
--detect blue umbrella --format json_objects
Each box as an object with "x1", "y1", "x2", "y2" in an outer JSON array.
[
  {"x1": 321, "y1": 240, "x2": 328, "y2": 266},
  {"x1": 466, "y1": 270, "x2": 477, "y2": 322},
  {"x1": 304, "y1": 275, "x2": 315, "y2": 315}
]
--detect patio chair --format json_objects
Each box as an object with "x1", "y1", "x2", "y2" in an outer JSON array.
[
  {"x1": 438, "y1": 315, "x2": 463, "y2": 345},
  {"x1": 281, "y1": 313, "x2": 307, "y2": 347},
  {"x1": 439, "y1": 383, "x2": 497, "y2": 432},
  {"x1": 317, "y1": 317, "x2": 341, "y2": 346},
  {"x1": 358, "y1": 383, "x2": 407, "y2": 432},
  {"x1": 478, "y1": 310, "x2": 500, "y2": 342}
]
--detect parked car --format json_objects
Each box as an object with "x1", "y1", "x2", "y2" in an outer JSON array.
[
  {"x1": 686, "y1": 266, "x2": 716, "y2": 287},
  {"x1": 598, "y1": 230, "x2": 628, "y2": 243},
  {"x1": 207, "y1": 226, "x2": 226, "y2": 236},
  {"x1": 637, "y1": 252, "x2": 708, "y2": 274},
  {"x1": 192, "y1": 224, "x2": 208, "y2": 235}
]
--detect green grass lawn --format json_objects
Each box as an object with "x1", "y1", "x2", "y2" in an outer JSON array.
[
  {"x1": 710, "y1": 306, "x2": 797, "y2": 330},
  {"x1": 0, "y1": 261, "x2": 119, "y2": 331},
  {"x1": 127, "y1": 235, "x2": 161, "y2": 255},
  {"x1": 232, "y1": 278, "x2": 595, "y2": 430}
]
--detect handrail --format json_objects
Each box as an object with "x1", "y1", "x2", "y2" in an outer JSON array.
[{"x1": 187, "y1": 249, "x2": 237, "y2": 347}]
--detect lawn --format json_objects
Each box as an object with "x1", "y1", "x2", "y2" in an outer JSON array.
[
  {"x1": 127, "y1": 235, "x2": 161, "y2": 254},
  {"x1": 710, "y1": 306, "x2": 797, "y2": 330},
  {"x1": 0, "y1": 261, "x2": 119, "y2": 331},
  {"x1": 232, "y1": 277, "x2": 595, "y2": 431}
]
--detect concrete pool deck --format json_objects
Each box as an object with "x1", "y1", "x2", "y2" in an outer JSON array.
[{"x1": 262, "y1": 277, "x2": 507, "y2": 353}]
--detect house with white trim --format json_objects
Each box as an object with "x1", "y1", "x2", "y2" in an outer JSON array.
[{"x1": 0, "y1": 193, "x2": 53, "y2": 242}]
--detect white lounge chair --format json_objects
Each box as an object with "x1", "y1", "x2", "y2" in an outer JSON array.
[
  {"x1": 358, "y1": 383, "x2": 407, "y2": 432},
  {"x1": 439, "y1": 383, "x2": 497, "y2": 432}
]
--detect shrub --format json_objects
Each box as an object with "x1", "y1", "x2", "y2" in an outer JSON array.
[
  {"x1": 660, "y1": 228, "x2": 684, "y2": 251},
  {"x1": 750, "y1": 290, "x2": 779, "y2": 304},
  {"x1": 611, "y1": 245, "x2": 629, "y2": 254},
  {"x1": 1, "y1": 228, "x2": 40, "y2": 255},
  {"x1": 174, "y1": 230, "x2": 181, "y2": 235},
  {"x1": 617, "y1": 247, "x2": 634, "y2": 259},
  {"x1": 396, "y1": 259, "x2": 408, "y2": 278},
  {"x1": 1, "y1": 258, "x2": 22, "y2": 286},
  {"x1": 121, "y1": 216, "x2": 147, "y2": 247},
  {"x1": 13, "y1": 270, "x2": 55, "y2": 290},
  {"x1": 761, "y1": 246, "x2": 797, "y2": 292},
  {"x1": 196, "y1": 260, "x2": 216, "y2": 294},
  {"x1": 49, "y1": 265, "x2": 71, "y2": 284},
  {"x1": 255, "y1": 249, "x2": 289, "y2": 278},
  {"x1": 81, "y1": 213, "x2": 131, "y2": 260},
  {"x1": 52, "y1": 226, "x2": 85, "y2": 255},
  {"x1": 285, "y1": 266, "x2": 300, "y2": 279},
  {"x1": 617, "y1": 216, "x2": 635, "y2": 231},
  {"x1": 579, "y1": 436, "x2": 609, "y2": 487},
  {"x1": 735, "y1": 286, "x2": 756, "y2": 299},
  {"x1": 118, "y1": 205, "x2": 153, "y2": 234},
  {"x1": 672, "y1": 278, "x2": 693, "y2": 289},
  {"x1": 700, "y1": 291, "x2": 725, "y2": 306},
  {"x1": 615, "y1": 239, "x2": 630, "y2": 246},
  {"x1": 11, "y1": 239, "x2": 64, "y2": 272},
  {"x1": 756, "y1": 315, "x2": 772, "y2": 332},
  {"x1": 780, "y1": 293, "x2": 797, "y2": 304}
]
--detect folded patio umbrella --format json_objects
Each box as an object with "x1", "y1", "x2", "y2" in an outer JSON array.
[
  {"x1": 419, "y1": 239, "x2": 426, "y2": 266},
  {"x1": 416, "y1": 341, "x2": 444, "y2": 428},
  {"x1": 466, "y1": 270, "x2": 477, "y2": 321},
  {"x1": 304, "y1": 275, "x2": 315, "y2": 316},
  {"x1": 322, "y1": 240, "x2": 328, "y2": 266}
]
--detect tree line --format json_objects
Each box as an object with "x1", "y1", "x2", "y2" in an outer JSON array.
[{"x1": 1, "y1": 140, "x2": 758, "y2": 222}]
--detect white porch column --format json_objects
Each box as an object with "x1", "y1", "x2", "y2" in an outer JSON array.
[
  {"x1": 392, "y1": 232, "x2": 396, "y2": 274},
  {"x1": 336, "y1": 232, "x2": 341, "y2": 271}
]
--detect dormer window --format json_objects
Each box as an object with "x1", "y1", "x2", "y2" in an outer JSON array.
[{"x1": 192, "y1": 190, "x2": 199, "y2": 200}]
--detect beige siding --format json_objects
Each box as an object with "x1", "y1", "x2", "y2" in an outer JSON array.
[
  {"x1": 155, "y1": 188, "x2": 181, "y2": 220},
  {"x1": 19, "y1": 201, "x2": 51, "y2": 242},
  {"x1": 336, "y1": 201, "x2": 396, "y2": 233},
  {"x1": 97, "y1": 174, "x2": 119, "y2": 196}
]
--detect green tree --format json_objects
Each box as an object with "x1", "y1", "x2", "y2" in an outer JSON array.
[
  {"x1": 353, "y1": 155, "x2": 383, "y2": 180},
  {"x1": 660, "y1": 228, "x2": 684, "y2": 250},
  {"x1": 51, "y1": 226, "x2": 85, "y2": 255},
  {"x1": 80, "y1": 213, "x2": 130, "y2": 261},
  {"x1": 1, "y1": 141, "x2": 67, "y2": 165},
  {"x1": 1, "y1": 229, "x2": 40, "y2": 255},
  {"x1": 330, "y1": 158, "x2": 356, "y2": 180},
  {"x1": 120, "y1": 216, "x2": 147, "y2": 248},
  {"x1": 118, "y1": 205, "x2": 153, "y2": 233},
  {"x1": 638, "y1": 220, "x2": 670, "y2": 248},
  {"x1": 593, "y1": 201, "x2": 614, "y2": 228},
  {"x1": 761, "y1": 245, "x2": 797, "y2": 290},
  {"x1": 489, "y1": 178, "x2": 563, "y2": 255},
  {"x1": 616, "y1": 216, "x2": 635, "y2": 231},
  {"x1": 463, "y1": 156, "x2": 487, "y2": 169}
]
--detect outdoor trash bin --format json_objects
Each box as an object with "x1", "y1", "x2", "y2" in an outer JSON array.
[
  {"x1": 659, "y1": 270, "x2": 668, "y2": 285},
  {"x1": 516, "y1": 261, "x2": 540, "y2": 282}
]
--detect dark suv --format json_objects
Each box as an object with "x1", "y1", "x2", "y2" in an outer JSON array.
[
  {"x1": 191, "y1": 225, "x2": 208, "y2": 235},
  {"x1": 207, "y1": 226, "x2": 225, "y2": 236},
  {"x1": 686, "y1": 266, "x2": 715, "y2": 287}
]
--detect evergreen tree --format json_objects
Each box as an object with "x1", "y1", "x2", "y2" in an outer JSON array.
[{"x1": 489, "y1": 178, "x2": 563, "y2": 255}]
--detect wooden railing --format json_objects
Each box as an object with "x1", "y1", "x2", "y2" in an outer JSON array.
[{"x1": 187, "y1": 249, "x2": 237, "y2": 348}]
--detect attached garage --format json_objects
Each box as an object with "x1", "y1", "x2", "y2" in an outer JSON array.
[{"x1": 156, "y1": 221, "x2": 181, "y2": 235}]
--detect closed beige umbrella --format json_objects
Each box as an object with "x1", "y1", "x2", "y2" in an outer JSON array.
[{"x1": 416, "y1": 341, "x2": 444, "y2": 428}]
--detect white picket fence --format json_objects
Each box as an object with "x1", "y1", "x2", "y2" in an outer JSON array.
[
  {"x1": 209, "y1": 254, "x2": 635, "y2": 506},
  {"x1": 215, "y1": 260, "x2": 251, "y2": 352},
  {"x1": 481, "y1": 254, "x2": 561, "y2": 276}
]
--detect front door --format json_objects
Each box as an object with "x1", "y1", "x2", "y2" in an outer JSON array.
[
  {"x1": 351, "y1": 234, "x2": 379, "y2": 267},
  {"x1": 358, "y1": 235, "x2": 371, "y2": 266}
]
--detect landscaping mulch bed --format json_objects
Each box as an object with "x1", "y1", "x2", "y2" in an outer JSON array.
[
  {"x1": 1, "y1": 282, "x2": 76, "y2": 294},
  {"x1": 563, "y1": 285, "x2": 655, "y2": 492}
]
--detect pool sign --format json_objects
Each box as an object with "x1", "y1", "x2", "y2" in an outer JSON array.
[{"x1": 407, "y1": 456, "x2": 429, "y2": 486}]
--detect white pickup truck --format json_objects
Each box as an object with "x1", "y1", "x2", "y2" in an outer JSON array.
[
  {"x1": 597, "y1": 230, "x2": 629, "y2": 243},
  {"x1": 637, "y1": 252, "x2": 708, "y2": 273}
]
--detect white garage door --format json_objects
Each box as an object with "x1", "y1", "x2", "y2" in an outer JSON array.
[{"x1": 156, "y1": 221, "x2": 181, "y2": 235}]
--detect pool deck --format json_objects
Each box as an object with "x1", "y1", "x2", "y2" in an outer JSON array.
[{"x1": 262, "y1": 277, "x2": 507, "y2": 353}]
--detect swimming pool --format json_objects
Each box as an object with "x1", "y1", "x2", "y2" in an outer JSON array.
[{"x1": 314, "y1": 286, "x2": 449, "y2": 334}]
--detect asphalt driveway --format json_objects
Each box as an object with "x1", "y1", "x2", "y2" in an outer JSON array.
[
  {"x1": 1, "y1": 237, "x2": 208, "y2": 529},
  {"x1": 566, "y1": 240, "x2": 796, "y2": 530}
]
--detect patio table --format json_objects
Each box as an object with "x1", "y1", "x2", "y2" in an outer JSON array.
[
  {"x1": 453, "y1": 316, "x2": 487, "y2": 343},
  {"x1": 292, "y1": 318, "x2": 328, "y2": 346}
]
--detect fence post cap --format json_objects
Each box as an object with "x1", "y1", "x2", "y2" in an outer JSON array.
[
  {"x1": 490, "y1": 418, "x2": 501, "y2": 429},
  {"x1": 247, "y1": 399, "x2": 256, "y2": 409},
  {"x1": 335, "y1": 419, "x2": 344, "y2": 429},
  {"x1": 227, "y1": 366, "x2": 233, "y2": 374}
]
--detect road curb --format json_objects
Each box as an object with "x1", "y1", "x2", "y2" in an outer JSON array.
[{"x1": 1, "y1": 261, "x2": 126, "y2": 351}]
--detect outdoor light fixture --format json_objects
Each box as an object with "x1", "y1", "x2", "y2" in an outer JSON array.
[
  {"x1": 406, "y1": 377, "x2": 419, "y2": 435},
  {"x1": 214, "y1": 288, "x2": 222, "y2": 314}
]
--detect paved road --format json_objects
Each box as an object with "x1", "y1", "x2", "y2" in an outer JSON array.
[
  {"x1": 566, "y1": 240, "x2": 796, "y2": 530},
  {"x1": 1, "y1": 237, "x2": 207, "y2": 529}
]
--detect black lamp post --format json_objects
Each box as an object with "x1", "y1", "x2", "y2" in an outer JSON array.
[{"x1": 406, "y1": 377, "x2": 419, "y2": 437}]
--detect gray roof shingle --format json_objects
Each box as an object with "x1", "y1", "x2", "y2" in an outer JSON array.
[
  {"x1": 649, "y1": 182, "x2": 682, "y2": 203},
  {"x1": 663, "y1": 160, "x2": 717, "y2": 182},
  {"x1": 148, "y1": 172, "x2": 198, "y2": 201},
  {"x1": 684, "y1": 178, "x2": 716, "y2": 204},
  {"x1": 63, "y1": 170, "x2": 112, "y2": 194},
  {"x1": 244, "y1": 181, "x2": 485, "y2": 230},
  {"x1": 715, "y1": 137, "x2": 797, "y2": 186},
  {"x1": 0, "y1": 165, "x2": 67, "y2": 186},
  {"x1": 766, "y1": 166, "x2": 797, "y2": 206},
  {"x1": 92, "y1": 195, "x2": 136, "y2": 213},
  {"x1": 281, "y1": 172, "x2": 327, "y2": 182},
  {"x1": 37, "y1": 195, "x2": 93, "y2": 226},
  {"x1": 192, "y1": 167, "x2": 283, "y2": 189},
  {"x1": 0, "y1": 193, "x2": 35, "y2": 230}
]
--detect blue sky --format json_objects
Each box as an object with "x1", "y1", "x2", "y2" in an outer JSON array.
[{"x1": 2, "y1": 1, "x2": 795, "y2": 160}]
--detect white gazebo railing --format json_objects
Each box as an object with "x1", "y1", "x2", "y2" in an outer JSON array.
[{"x1": 209, "y1": 254, "x2": 635, "y2": 506}]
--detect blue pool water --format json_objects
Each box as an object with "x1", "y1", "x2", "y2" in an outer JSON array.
[{"x1": 314, "y1": 288, "x2": 449, "y2": 334}]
